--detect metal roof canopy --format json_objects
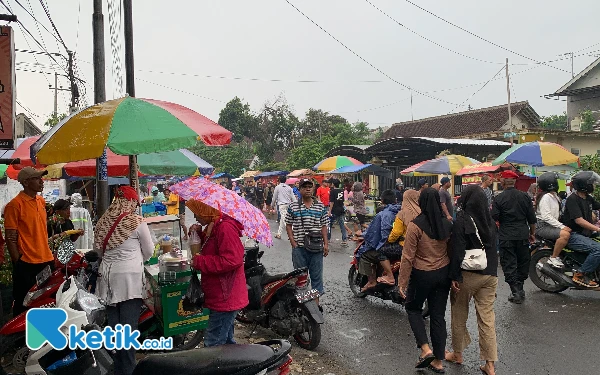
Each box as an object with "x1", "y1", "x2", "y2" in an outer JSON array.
[{"x1": 329, "y1": 163, "x2": 392, "y2": 177}]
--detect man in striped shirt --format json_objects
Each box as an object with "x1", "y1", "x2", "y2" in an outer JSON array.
[{"x1": 286, "y1": 179, "x2": 329, "y2": 298}]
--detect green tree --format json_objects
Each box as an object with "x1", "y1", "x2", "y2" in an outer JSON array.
[
  {"x1": 218, "y1": 97, "x2": 258, "y2": 143},
  {"x1": 580, "y1": 110, "x2": 596, "y2": 131},
  {"x1": 190, "y1": 140, "x2": 254, "y2": 176},
  {"x1": 540, "y1": 112, "x2": 567, "y2": 130},
  {"x1": 253, "y1": 95, "x2": 300, "y2": 163},
  {"x1": 44, "y1": 113, "x2": 67, "y2": 128}
]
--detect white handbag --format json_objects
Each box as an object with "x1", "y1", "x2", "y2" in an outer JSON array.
[{"x1": 461, "y1": 217, "x2": 488, "y2": 271}]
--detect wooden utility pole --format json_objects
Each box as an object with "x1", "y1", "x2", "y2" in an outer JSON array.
[
  {"x1": 93, "y1": 0, "x2": 109, "y2": 217},
  {"x1": 506, "y1": 58, "x2": 513, "y2": 145},
  {"x1": 123, "y1": 0, "x2": 139, "y2": 193}
]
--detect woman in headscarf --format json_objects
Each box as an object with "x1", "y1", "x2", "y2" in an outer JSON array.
[
  {"x1": 398, "y1": 188, "x2": 453, "y2": 373},
  {"x1": 94, "y1": 186, "x2": 154, "y2": 375},
  {"x1": 446, "y1": 185, "x2": 498, "y2": 375},
  {"x1": 349, "y1": 182, "x2": 368, "y2": 239},
  {"x1": 388, "y1": 189, "x2": 421, "y2": 245},
  {"x1": 187, "y1": 199, "x2": 249, "y2": 347}
]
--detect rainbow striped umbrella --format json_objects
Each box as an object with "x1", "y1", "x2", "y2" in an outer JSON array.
[
  {"x1": 492, "y1": 141, "x2": 579, "y2": 167},
  {"x1": 31, "y1": 96, "x2": 232, "y2": 164},
  {"x1": 411, "y1": 155, "x2": 480, "y2": 175},
  {"x1": 314, "y1": 155, "x2": 363, "y2": 171}
]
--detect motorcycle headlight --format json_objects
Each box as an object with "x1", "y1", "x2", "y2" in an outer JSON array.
[{"x1": 23, "y1": 284, "x2": 55, "y2": 307}]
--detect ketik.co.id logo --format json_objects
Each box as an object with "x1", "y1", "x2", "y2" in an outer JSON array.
[{"x1": 26, "y1": 308, "x2": 173, "y2": 351}]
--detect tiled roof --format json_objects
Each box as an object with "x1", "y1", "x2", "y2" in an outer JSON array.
[{"x1": 381, "y1": 101, "x2": 539, "y2": 140}]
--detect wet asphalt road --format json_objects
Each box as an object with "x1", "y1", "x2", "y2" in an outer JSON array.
[{"x1": 257, "y1": 218, "x2": 600, "y2": 375}]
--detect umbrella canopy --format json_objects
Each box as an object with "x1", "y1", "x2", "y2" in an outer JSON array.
[
  {"x1": 288, "y1": 169, "x2": 315, "y2": 177},
  {"x1": 492, "y1": 141, "x2": 579, "y2": 167},
  {"x1": 286, "y1": 177, "x2": 299, "y2": 184},
  {"x1": 31, "y1": 97, "x2": 232, "y2": 164},
  {"x1": 409, "y1": 155, "x2": 480, "y2": 175},
  {"x1": 314, "y1": 155, "x2": 363, "y2": 171},
  {"x1": 400, "y1": 160, "x2": 437, "y2": 176},
  {"x1": 240, "y1": 170, "x2": 261, "y2": 178},
  {"x1": 62, "y1": 148, "x2": 213, "y2": 177},
  {"x1": 12, "y1": 136, "x2": 41, "y2": 168},
  {"x1": 329, "y1": 163, "x2": 392, "y2": 177},
  {"x1": 170, "y1": 178, "x2": 272, "y2": 246},
  {"x1": 456, "y1": 162, "x2": 513, "y2": 176}
]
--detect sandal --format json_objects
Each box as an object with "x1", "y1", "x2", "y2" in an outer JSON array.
[
  {"x1": 480, "y1": 366, "x2": 494, "y2": 375},
  {"x1": 428, "y1": 365, "x2": 446, "y2": 373},
  {"x1": 415, "y1": 353, "x2": 435, "y2": 369},
  {"x1": 444, "y1": 351, "x2": 463, "y2": 364}
]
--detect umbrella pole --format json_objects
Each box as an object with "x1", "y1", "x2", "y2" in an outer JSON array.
[{"x1": 129, "y1": 155, "x2": 140, "y2": 195}]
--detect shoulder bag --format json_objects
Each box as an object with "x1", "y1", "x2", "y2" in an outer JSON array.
[
  {"x1": 298, "y1": 201, "x2": 325, "y2": 253},
  {"x1": 461, "y1": 217, "x2": 488, "y2": 271}
]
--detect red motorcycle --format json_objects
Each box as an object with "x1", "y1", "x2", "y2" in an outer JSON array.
[{"x1": 236, "y1": 242, "x2": 324, "y2": 350}]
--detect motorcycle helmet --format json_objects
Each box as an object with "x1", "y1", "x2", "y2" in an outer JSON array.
[
  {"x1": 570, "y1": 171, "x2": 600, "y2": 193},
  {"x1": 537, "y1": 172, "x2": 559, "y2": 192}
]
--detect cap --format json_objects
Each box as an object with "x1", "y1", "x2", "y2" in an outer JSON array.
[
  {"x1": 417, "y1": 178, "x2": 427, "y2": 188},
  {"x1": 151, "y1": 186, "x2": 159, "y2": 192},
  {"x1": 299, "y1": 178, "x2": 314, "y2": 187},
  {"x1": 17, "y1": 167, "x2": 48, "y2": 184},
  {"x1": 501, "y1": 170, "x2": 519, "y2": 179},
  {"x1": 440, "y1": 177, "x2": 451, "y2": 185},
  {"x1": 53, "y1": 199, "x2": 71, "y2": 211}
]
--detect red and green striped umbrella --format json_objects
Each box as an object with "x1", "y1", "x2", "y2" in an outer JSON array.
[{"x1": 31, "y1": 96, "x2": 232, "y2": 164}]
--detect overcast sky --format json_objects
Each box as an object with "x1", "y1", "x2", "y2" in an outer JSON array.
[{"x1": 8, "y1": 0, "x2": 600, "y2": 130}]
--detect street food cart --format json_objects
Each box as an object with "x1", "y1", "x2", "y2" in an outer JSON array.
[{"x1": 144, "y1": 215, "x2": 208, "y2": 337}]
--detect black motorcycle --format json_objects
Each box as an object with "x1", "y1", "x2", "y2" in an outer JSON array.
[
  {"x1": 530, "y1": 237, "x2": 600, "y2": 293},
  {"x1": 237, "y1": 242, "x2": 324, "y2": 350}
]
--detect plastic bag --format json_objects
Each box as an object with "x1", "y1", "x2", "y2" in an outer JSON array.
[
  {"x1": 189, "y1": 230, "x2": 202, "y2": 256},
  {"x1": 181, "y1": 270, "x2": 204, "y2": 312}
]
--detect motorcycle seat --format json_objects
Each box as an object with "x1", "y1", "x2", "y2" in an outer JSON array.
[
  {"x1": 261, "y1": 267, "x2": 308, "y2": 285},
  {"x1": 133, "y1": 343, "x2": 281, "y2": 375}
]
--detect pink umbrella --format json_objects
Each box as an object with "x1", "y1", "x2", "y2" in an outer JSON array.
[
  {"x1": 285, "y1": 177, "x2": 299, "y2": 184},
  {"x1": 170, "y1": 177, "x2": 273, "y2": 246}
]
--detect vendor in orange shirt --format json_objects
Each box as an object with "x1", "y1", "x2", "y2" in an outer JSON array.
[
  {"x1": 4, "y1": 167, "x2": 54, "y2": 316},
  {"x1": 316, "y1": 179, "x2": 331, "y2": 207}
]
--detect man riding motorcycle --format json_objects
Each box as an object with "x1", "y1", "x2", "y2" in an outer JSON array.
[{"x1": 561, "y1": 171, "x2": 600, "y2": 287}]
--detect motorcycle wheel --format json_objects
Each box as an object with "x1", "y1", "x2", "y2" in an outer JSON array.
[
  {"x1": 0, "y1": 333, "x2": 26, "y2": 375},
  {"x1": 293, "y1": 306, "x2": 321, "y2": 350},
  {"x1": 348, "y1": 266, "x2": 367, "y2": 298},
  {"x1": 170, "y1": 330, "x2": 204, "y2": 351},
  {"x1": 529, "y1": 249, "x2": 569, "y2": 293}
]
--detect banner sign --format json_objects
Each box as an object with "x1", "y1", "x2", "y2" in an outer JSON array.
[{"x1": 0, "y1": 26, "x2": 14, "y2": 149}]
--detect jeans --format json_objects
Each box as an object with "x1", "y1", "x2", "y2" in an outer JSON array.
[
  {"x1": 328, "y1": 214, "x2": 348, "y2": 241},
  {"x1": 106, "y1": 298, "x2": 143, "y2": 375},
  {"x1": 566, "y1": 233, "x2": 600, "y2": 273},
  {"x1": 405, "y1": 266, "x2": 451, "y2": 360},
  {"x1": 204, "y1": 310, "x2": 239, "y2": 347},
  {"x1": 499, "y1": 239, "x2": 530, "y2": 286},
  {"x1": 292, "y1": 247, "x2": 324, "y2": 295}
]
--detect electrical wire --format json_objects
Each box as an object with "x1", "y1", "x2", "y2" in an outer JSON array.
[
  {"x1": 451, "y1": 64, "x2": 506, "y2": 113},
  {"x1": 403, "y1": 0, "x2": 570, "y2": 74},
  {"x1": 137, "y1": 78, "x2": 226, "y2": 103},
  {"x1": 283, "y1": 0, "x2": 457, "y2": 105},
  {"x1": 364, "y1": 0, "x2": 503, "y2": 65},
  {"x1": 36, "y1": 0, "x2": 67, "y2": 51},
  {"x1": 16, "y1": 99, "x2": 40, "y2": 119},
  {"x1": 108, "y1": 0, "x2": 125, "y2": 98},
  {"x1": 74, "y1": 0, "x2": 82, "y2": 52},
  {"x1": 575, "y1": 42, "x2": 600, "y2": 54},
  {"x1": 10, "y1": 0, "x2": 65, "y2": 50}
]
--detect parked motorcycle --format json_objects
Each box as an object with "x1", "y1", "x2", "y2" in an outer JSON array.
[
  {"x1": 236, "y1": 241, "x2": 324, "y2": 350},
  {"x1": 530, "y1": 238, "x2": 600, "y2": 293},
  {"x1": 0, "y1": 251, "x2": 96, "y2": 372},
  {"x1": 20, "y1": 276, "x2": 294, "y2": 375}
]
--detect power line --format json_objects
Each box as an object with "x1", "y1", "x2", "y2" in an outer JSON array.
[
  {"x1": 575, "y1": 41, "x2": 600, "y2": 54},
  {"x1": 137, "y1": 78, "x2": 226, "y2": 103},
  {"x1": 283, "y1": 0, "x2": 457, "y2": 105},
  {"x1": 364, "y1": 0, "x2": 503, "y2": 65},
  {"x1": 37, "y1": 0, "x2": 67, "y2": 51},
  {"x1": 16, "y1": 99, "x2": 40, "y2": 119},
  {"x1": 451, "y1": 64, "x2": 505, "y2": 113},
  {"x1": 403, "y1": 0, "x2": 570, "y2": 74},
  {"x1": 11, "y1": 0, "x2": 66, "y2": 51},
  {"x1": 74, "y1": 0, "x2": 81, "y2": 52}
]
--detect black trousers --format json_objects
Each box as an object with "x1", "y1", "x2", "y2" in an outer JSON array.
[
  {"x1": 107, "y1": 298, "x2": 143, "y2": 375},
  {"x1": 499, "y1": 239, "x2": 530, "y2": 286},
  {"x1": 12, "y1": 260, "x2": 54, "y2": 316},
  {"x1": 404, "y1": 266, "x2": 451, "y2": 360}
]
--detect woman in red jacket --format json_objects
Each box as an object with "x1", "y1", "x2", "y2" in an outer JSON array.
[{"x1": 187, "y1": 199, "x2": 249, "y2": 347}]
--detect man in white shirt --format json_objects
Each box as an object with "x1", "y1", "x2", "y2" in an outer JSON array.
[{"x1": 272, "y1": 176, "x2": 297, "y2": 239}]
